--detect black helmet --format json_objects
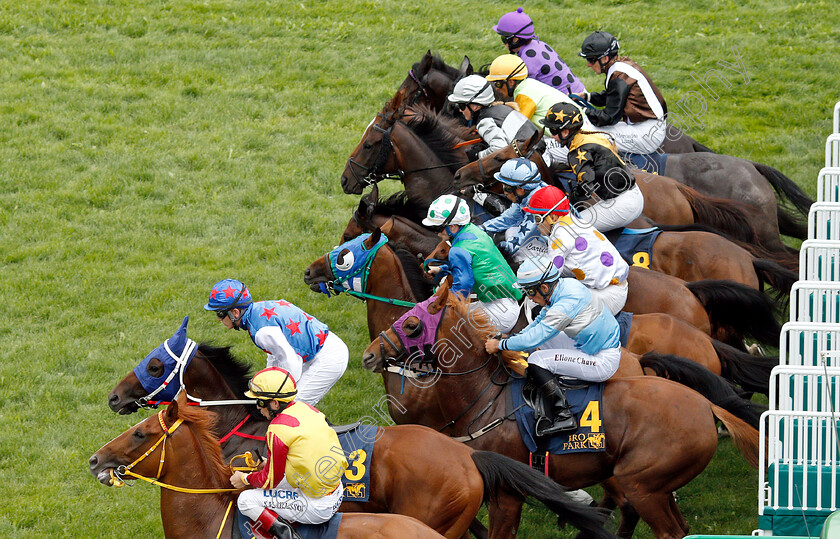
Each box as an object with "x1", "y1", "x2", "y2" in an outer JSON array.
[
  {"x1": 579, "y1": 31, "x2": 620, "y2": 60},
  {"x1": 540, "y1": 103, "x2": 584, "y2": 146}
]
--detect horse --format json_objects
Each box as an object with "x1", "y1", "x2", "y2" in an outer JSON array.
[
  {"x1": 359, "y1": 285, "x2": 761, "y2": 539},
  {"x1": 392, "y1": 51, "x2": 814, "y2": 230},
  {"x1": 452, "y1": 131, "x2": 800, "y2": 259},
  {"x1": 107, "y1": 329, "x2": 613, "y2": 539},
  {"x1": 306, "y1": 229, "x2": 777, "y2": 395},
  {"x1": 90, "y1": 394, "x2": 455, "y2": 539}
]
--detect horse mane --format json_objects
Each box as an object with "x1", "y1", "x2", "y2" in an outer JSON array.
[
  {"x1": 392, "y1": 247, "x2": 434, "y2": 300},
  {"x1": 443, "y1": 292, "x2": 497, "y2": 340},
  {"x1": 427, "y1": 54, "x2": 460, "y2": 79},
  {"x1": 197, "y1": 343, "x2": 253, "y2": 396},
  {"x1": 172, "y1": 402, "x2": 230, "y2": 481},
  {"x1": 369, "y1": 191, "x2": 427, "y2": 224},
  {"x1": 403, "y1": 105, "x2": 472, "y2": 174}
]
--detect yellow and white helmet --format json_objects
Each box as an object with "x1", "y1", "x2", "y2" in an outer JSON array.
[
  {"x1": 245, "y1": 367, "x2": 297, "y2": 403},
  {"x1": 485, "y1": 54, "x2": 528, "y2": 82},
  {"x1": 422, "y1": 195, "x2": 471, "y2": 228}
]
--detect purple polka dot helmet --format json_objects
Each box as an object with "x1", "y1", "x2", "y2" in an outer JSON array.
[{"x1": 493, "y1": 7, "x2": 536, "y2": 40}]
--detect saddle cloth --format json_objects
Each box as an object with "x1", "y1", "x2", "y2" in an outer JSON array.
[
  {"x1": 335, "y1": 423, "x2": 377, "y2": 503},
  {"x1": 622, "y1": 151, "x2": 668, "y2": 175},
  {"x1": 607, "y1": 226, "x2": 662, "y2": 270},
  {"x1": 235, "y1": 511, "x2": 342, "y2": 539},
  {"x1": 510, "y1": 378, "x2": 606, "y2": 455}
]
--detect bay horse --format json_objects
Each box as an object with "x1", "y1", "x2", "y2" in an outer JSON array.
[
  {"x1": 452, "y1": 131, "x2": 801, "y2": 258},
  {"x1": 392, "y1": 51, "x2": 813, "y2": 229},
  {"x1": 107, "y1": 330, "x2": 612, "y2": 539},
  {"x1": 359, "y1": 286, "x2": 761, "y2": 539},
  {"x1": 305, "y1": 229, "x2": 777, "y2": 395},
  {"x1": 89, "y1": 394, "x2": 452, "y2": 539}
]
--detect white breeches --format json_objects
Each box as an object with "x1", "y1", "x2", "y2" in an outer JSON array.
[
  {"x1": 597, "y1": 118, "x2": 666, "y2": 155},
  {"x1": 576, "y1": 183, "x2": 644, "y2": 233},
  {"x1": 296, "y1": 332, "x2": 349, "y2": 406},
  {"x1": 589, "y1": 281, "x2": 628, "y2": 316},
  {"x1": 238, "y1": 477, "x2": 344, "y2": 524},
  {"x1": 473, "y1": 297, "x2": 519, "y2": 334},
  {"x1": 529, "y1": 332, "x2": 620, "y2": 382}
]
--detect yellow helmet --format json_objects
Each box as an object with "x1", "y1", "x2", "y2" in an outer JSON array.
[
  {"x1": 245, "y1": 367, "x2": 298, "y2": 403},
  {"x1": 485, "y1": 54, "x2": 528, "y2": 81}
]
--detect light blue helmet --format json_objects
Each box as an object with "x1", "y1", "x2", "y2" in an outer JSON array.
[
  {"x1": 494, "y1": 158, "x2": 541, "y2": 190},
  {"x1": 204, "y1": 279, "x2": 252, "y2": 311},
  {"x1": 516, "y1": 256, "x2": 561, "y2": 288}
]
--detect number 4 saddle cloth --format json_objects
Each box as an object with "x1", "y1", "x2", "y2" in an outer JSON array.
[{"x1": 510, "y1": 377, "x2": 606, "y2": 455}]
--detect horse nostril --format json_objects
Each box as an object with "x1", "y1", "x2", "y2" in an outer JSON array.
[
  {"x1": 108, "y1": 393, "x2": 119, "y2": 406},
  {"x1": 89, "y1": 455, "x2": 99, "y2": 468}
]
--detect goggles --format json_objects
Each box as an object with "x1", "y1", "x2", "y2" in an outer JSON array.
[{"x1": 215, "y1": 310, "x2": 229, "y2": 319}]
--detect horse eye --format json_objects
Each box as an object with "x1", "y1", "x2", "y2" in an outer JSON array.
[
  {"x1": 134, "y1": 429, "x2": 145, "y2": 441},
  {"x1": 363, "y1": 142, "x2": 373, "y2": 150},
  {"x1": 335, "y1": 249, "x2": 355, "y2": 271},
  {"x1": 147, "y1": 359, "x2": 163, "y2": 377}
]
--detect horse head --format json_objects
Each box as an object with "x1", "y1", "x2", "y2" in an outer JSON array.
[
  {"x1": 91, "y1": 393, "x2": 224, "y2": 488},
  {"x1": 423, "y1": 237, "x2": 451, "y2": 272},
  {"x1": 304, "y1": 228, "x2": 386, "y2": 294},
  {"x1": 341, "y1": 108, "x2": 403, "y2": 195}
]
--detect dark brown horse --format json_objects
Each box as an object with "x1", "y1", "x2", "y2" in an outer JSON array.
[
  {"x1": 107, "y1": 334, "x2": 612, "y2": 539},
  {"x1": 359, "y1": 287, "x2": 761, "y2": 539},
  {"x1": 392, "y1": 51, "x2": 813, "y2": 235},
  {"x1": 90, "y1": 394, "x2": 454, "y2": 539}
]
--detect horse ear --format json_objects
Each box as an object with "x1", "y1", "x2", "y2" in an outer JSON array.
[
  {"x1": 365, "y1": 228, "x2": 382, "y2": 249},
  {"x1": 459, "y1": 56, "x2": 473, "y2": 76},
  {"x1": 166, "y1": 392, "x2": 185, "y2": 422},
  {"x1": 380, "y1": 216, "x2": 395, "y2": 236},
  {"x1": 419, "y1": 51, "x2": 433, "y2": 73},
  {"x1": 527, "y1": 128, "x2": 542, "y2": 149},
  {"x1": 428, "y1": 278, "x2": 450, "y2": 314}
]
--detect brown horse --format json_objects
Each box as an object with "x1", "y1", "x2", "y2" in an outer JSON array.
[
  {"x1": 90, "y1": 394, "x2": 453, "y2": 539},
  {"x1": 359, "y1": 287, "x2": 761, "y2": 539},
  {"x1": 107, "y1": 333, "x2": 613, "y2": 539},
  {"x1": 391, "y1": 51, "x2": 813, "y2": 238}
]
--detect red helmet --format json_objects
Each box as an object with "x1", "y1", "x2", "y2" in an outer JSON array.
[{"x1": 523, "y1": 186, "x2": 570, "y2": 216}]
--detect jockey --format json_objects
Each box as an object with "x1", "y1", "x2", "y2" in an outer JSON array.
[
  {"x1": 204, "y1": 279, "x2": 348, "y2": 406},
  {"x1": 541, "y1": 102, "x2": 644, "y2": 232},
  {"x1": 448, "y1": 74, "x2": 539, "y2": 161},
  {"x1": 492, "y1": 7, "x2": 586, "y2": 95},
  {"x1": 575, "y1": 31, "x2": 667, "y2": 155},
  {"x1": 422, "y1": 195, "x2": 522, "y2": 333},
  {"x1": 230, "y1": 367, "x2": 347, "y2": 539},
  {"x1": 478, "y1": 158, "x2": 549, "y2": 263},
  {"x1": 485, "y1": 257, "x2": 621, "y2": 435},
  {"x1": 523, "y1": 185, "x2": 629, "y2": 315},
  {"x1": 484, "y1": 54, "x2": 593, "y2": 168}
]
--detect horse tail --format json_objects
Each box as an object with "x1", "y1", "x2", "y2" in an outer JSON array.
[
  {"x1": 686, "y1": 279, "x2": 782, "y2": 347},
  {"x1": 639, "y1": 352, "x2": 766, "y2": 429},
  {"x1": 752, "y1": 161, "x2": 815, "y2": 216},
  {"x1": 753, "y1": 258, "x2": 797, "y2": 305},
  {"x1": 710, "y1": 405, "x2": 761, "y2": 468},
  {"x1": 469, "y1": 451, "x2": 613, "y2": 539},
  {"x1": 711, "y1": 340, "x2": 777, "y2": 396},
  {"x1": 777, "y1": 205, "x2": 809, "y2": 240},
  {"x1": 674, "y1": 183, "x2": 759, "y2": 244},
  {"x1": 692, "y1": 138, "x2": 716, "y2": 153}
]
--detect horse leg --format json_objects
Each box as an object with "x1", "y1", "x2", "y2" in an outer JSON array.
[
  {"x1": 596, "y1": 477, "x2": 640, "y2": 539},
  {"x1": 670, "y1": 493, "x2": 690, "y2": 535},
  {"x1": 485, "y1": 491, "x2": 523, "y2": 539},
  {"x1": 623, "y1": 490, "x2": 687, "y2": 539}
]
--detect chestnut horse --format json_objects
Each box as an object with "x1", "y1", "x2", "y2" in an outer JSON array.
[
  {"x1": 107, "y1": 331, "x2": 612, "y2": 539},
  {"x1": 359, "y1": 287, "x2": 760, "y2": 539},
  {"x1": 90, "y1": 395, "x2": 452, "y2": 539},
  {"x1": 390, "y1": 51, "x2": 813, "y2": 237}
]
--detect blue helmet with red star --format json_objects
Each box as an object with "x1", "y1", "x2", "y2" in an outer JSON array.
[{"x1": 204, "y1": 279, "x2": 253, "y2": 312}]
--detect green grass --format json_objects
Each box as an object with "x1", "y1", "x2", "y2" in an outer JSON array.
[{"x1": 0, "y1": 0, "x2": 838, "y2": 537}]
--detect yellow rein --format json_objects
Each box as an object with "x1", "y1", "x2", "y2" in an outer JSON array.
[{"x1": 109, "y1": 411, "x2": 261, "y2": 539}]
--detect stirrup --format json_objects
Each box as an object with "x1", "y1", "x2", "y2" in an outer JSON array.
[{"x1": 536, "y1": 411, "x2": 577, "y2": 437}]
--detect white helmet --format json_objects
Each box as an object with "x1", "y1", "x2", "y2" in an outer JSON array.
[
  {"x1": 448, "y1": 75, "x2": 495, "y2": 107},
  {"x1": 422, "y1": 195, "x2": 471, "y2": 227}
]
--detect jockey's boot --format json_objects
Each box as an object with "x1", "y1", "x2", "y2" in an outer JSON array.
[
  {"x1": 528, "y1": 365, "x2": 576, "y2": 437},
  {"x1": 253, "y1": 509, "x2": 303, "y2": 539}
]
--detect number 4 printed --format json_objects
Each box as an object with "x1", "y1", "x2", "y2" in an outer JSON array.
[{"x1": 580, "y1": 401, "x2": 602, "y2": 432}]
